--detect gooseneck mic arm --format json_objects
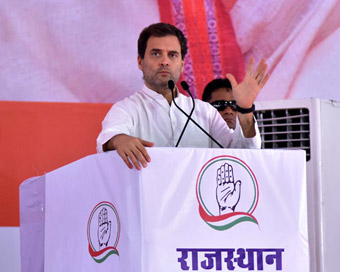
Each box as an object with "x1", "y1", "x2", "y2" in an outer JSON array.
[
  {"x1": 173, "y1": 81, "x2": 195, "y2": 147},
  {"x1": 168, "y1": 80, "x2": 223, "y2": 148}
]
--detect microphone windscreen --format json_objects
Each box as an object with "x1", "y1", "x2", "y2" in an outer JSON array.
[
  {"x1": 180, "y1": 81, "x2": 189, "y2": 91},
  {"x1": 168, "y1": 80, "x2": 175, "y2": 90}
]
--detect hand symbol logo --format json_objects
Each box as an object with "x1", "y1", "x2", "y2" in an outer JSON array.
[
  {"x1": 88, "y1": 202, "x2": 120, "y2": 262},
  {"x1": 196, "y1": 156, "x2": 259, "y2": 230},
  {"x1": 216, "y1": 163, "x2": 241, "y2": 215},
  {"x1": 97, "y1": 207, "x2": 112, "y2": 249}
]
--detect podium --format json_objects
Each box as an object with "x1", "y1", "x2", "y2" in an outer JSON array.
[{"x1": 20, "y1": 148, "x2": 309, "y2": 271}]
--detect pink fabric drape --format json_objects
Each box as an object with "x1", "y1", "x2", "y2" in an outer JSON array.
[
  {"x1": 0, "y1": 0, "x2": 339, "y2": 102},
  {"x1": 231, "y1": 0, "x2": 340, "y2": 100}
]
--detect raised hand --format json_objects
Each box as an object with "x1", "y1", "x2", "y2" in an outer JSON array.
[
  {"x1": 97, "y1": 207, "x2": 111, "y2": 248},
  {"x1": 226, "y1": 58, "x2": 270, "y2": 109},
  {"x1": 105, "y1": 134, "x2": 154, "y2": 170},
  {"x1": 216, "y1": 163, "x2": 241, "y2": 215}
]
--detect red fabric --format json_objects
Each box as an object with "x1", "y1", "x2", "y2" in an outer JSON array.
[
  {"x1": 214, "y1": 0, "x2": 245, "y2": 83},
  {"x1": 157, "y1": 0, "x2": 174, "y2": 24},
  {"x1": 157, "y1": 0, "x2": 245, "y2": 98},
  {"x1": 182, "y1": 0, "x2": 214, "y2": 99}
]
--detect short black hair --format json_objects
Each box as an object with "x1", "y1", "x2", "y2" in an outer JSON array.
[
  {"x1": 138, "y1": 23, "x2": 188, "y2": 60},
  {"x1": 202, "y1": 78, "x2": 232, "y2": 101}
]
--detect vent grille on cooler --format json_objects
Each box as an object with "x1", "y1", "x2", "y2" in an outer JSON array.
[{"x1": 254, "y1": 107, "x2": 311, "y2": 161}]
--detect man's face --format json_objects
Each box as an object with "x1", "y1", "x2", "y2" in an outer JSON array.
[
  {"x1": 138, "y1": 35, "x2": 184, "y2": 93},
  {"x1": 209, "y1": 88, "x2": 237, "y2": 129}
]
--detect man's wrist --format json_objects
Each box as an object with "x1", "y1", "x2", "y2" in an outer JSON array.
[
  {"x1": 236, "y1": 104, "x2": 255, "y2": 114},
  {"x1": 103, "y1": 136, "x2": 118, "y2": 151},
  {"x1": 103, "y1": 139, "x2": 112, "y2": 151},
  {"x1": 237, "y1": 113, "x2": 256, "y2": 138}
]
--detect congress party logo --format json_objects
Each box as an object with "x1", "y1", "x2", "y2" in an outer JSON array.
[
  {"x1": 87, "y1": 201, "x2": 120, "y2": 263},
  {"x1": 196, "y1": 155, "x2": 259, "y2": 230}
]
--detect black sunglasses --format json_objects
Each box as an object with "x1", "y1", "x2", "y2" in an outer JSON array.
[{"x1": 210, "y1": 100, "x2": 237, "y2": 111}]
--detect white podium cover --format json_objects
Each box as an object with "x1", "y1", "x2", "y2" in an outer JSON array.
[{"x1": 44, "y1": 148, "x2": 308, "y2": 271}]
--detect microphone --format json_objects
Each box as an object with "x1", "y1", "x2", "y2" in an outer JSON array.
[
  {"x1": 168, "y1": 80, "x2": 175, "y2": 92},
  {"x1": 180, "y1": 80, "x2": 189, "y2": 91},
  {"x1": 176, "y1": 81, "x2": 195, "y2": 146},
  {"x1": 168, "y1": 80, "x2": 223, "y2": 148}
]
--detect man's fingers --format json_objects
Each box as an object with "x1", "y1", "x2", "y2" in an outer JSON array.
[
  {"x1": 253, "y1": 59, "x2": 270, "y2": 89},
  {"x1": 254, "y1": 62, "x2": 267, "y2": 80},
  {"x1": 139, "y1": 139, "x2": 154, "y2": 163},
  {"x1": 253, "y1": 58, "x2": 265, "y2": 77},
  {"x1": 141, "y1": 139, "x2": 155, "y2": 148},
  {"x1": 126, "y1": 147, "x2": 149, "y2": 170},
  {"x1": 259, "y1": 73, "x2": 270, "y2": 88},
  {"x1": 131, "y1": 146, "x2": 150, "y2": 168},
  {"x1": 117, "y1": 150, "x2": 134, "y2": 169},
  {"x1": 118, "y1": 143, "x2": 150, "y2": 170},
  {"x1": 112, "y1": 135, "x2": 154, "y2": 170},
  {"x1": 246, "y1": 57, "x2": 255, "y2": 77},
  {"x1": 225, "y1": 73, "x2": 238, "y2": 90}
]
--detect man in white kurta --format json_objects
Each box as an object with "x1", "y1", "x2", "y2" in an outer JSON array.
[
  {"x1": 97, "y1": 84, "x2": 261, "y2": 152},
  {"x1": 97, "y1": 23, "x2": 269, "y2": 170}
]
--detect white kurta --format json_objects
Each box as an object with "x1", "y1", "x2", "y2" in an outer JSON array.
[{"x1": 96, "y1": 85, "x2": 261, "y2": 152}]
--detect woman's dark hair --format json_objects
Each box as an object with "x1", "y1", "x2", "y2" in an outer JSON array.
[
  {"x1": 138, "y1": 23, "x2": 188, "y2": 60},
  {"x1": 202, "y1": 78, "x2": 232, "y2": 101}
]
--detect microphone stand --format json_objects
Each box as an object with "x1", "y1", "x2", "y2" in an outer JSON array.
[
  {"x1": 168, "y1": 80, "x2": 223, "y2": 148},
  {"x1": 175, "y1": 81, "x2": 195, "y2": 147}
]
